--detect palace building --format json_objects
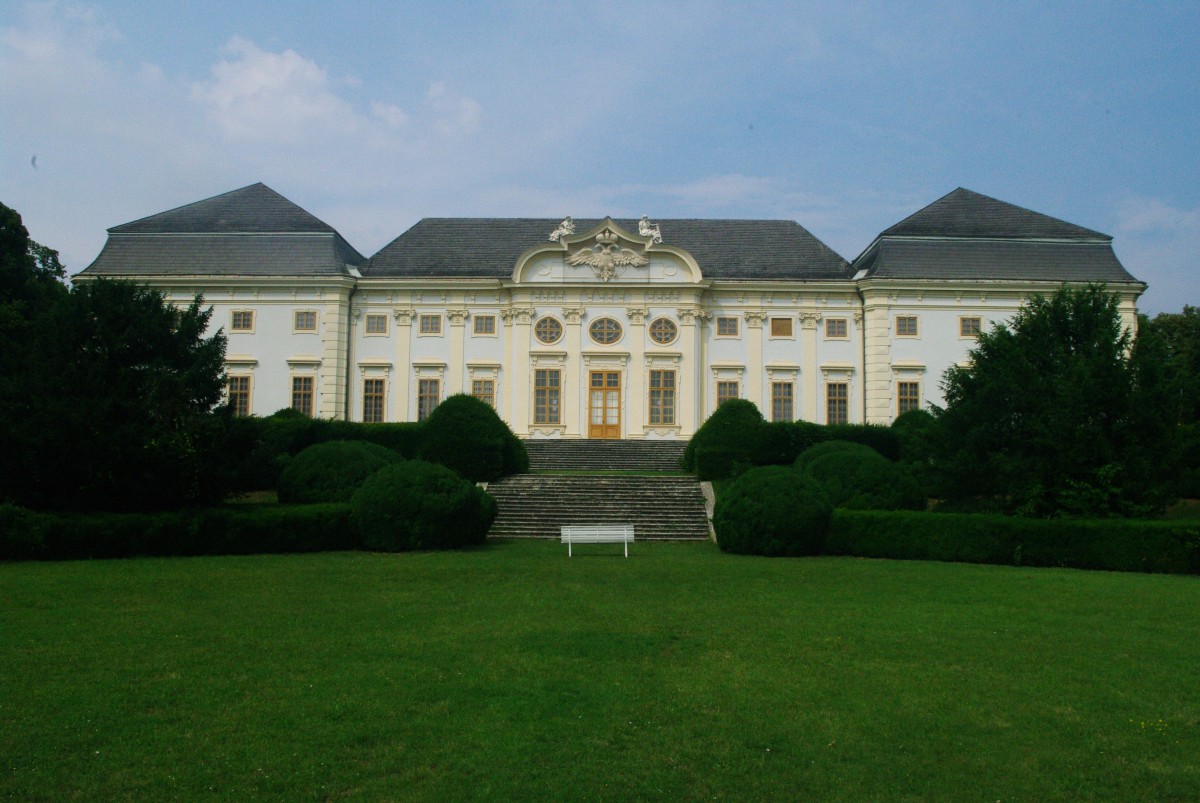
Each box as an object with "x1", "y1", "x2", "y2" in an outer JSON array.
[{"x1": 79, "y1": 183, "x2": 1144, "y2": 438}]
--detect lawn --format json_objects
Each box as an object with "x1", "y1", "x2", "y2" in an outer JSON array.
[{"x1": 3, "y1": 541, "x2": 1197, "y2": 800}]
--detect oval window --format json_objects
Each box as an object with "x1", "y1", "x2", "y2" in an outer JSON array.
[
  {"x1": 648, "y1": 317, "x2": 678, "y2": 345},
  {"x1": 589, "y1": 317, "x2": 622, "y2": 345},
  {"x1": 534, "y1": 316, "x2": 563, "y2": 344}
]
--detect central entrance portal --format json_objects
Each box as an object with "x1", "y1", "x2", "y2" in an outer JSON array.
[{"x1": 588, "y1": 370, "x2": 621, "y2": 439}]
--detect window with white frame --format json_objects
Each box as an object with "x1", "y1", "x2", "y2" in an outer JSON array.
[
  {"x1": 291, "y1": 376, "x2": 314, "y2": 416},
  {"x1": 227, "y1": 375, "x2": 251, "y2": 416},
  {"x1": 365, "y1": 314, "x2": 388, "y2": 335},
  {"x1": 826, "y1": 382, "x2": 849, "y2": 425},
  {"x1": 230, "y1": 310, "x2": 254, "y2": 332},
  {"x1": 897, "y1": 381, "x2": 921, "y2": 415},
  {"x1": 534, "y1": 369, "x2": 561, "y2": 424},
  {"x1": 770, "y1": 317, "x2": 793, "y2": 337},
  {"x1": 474, "y1": 315, "x2": 496, "y2": 335},
  {"x1": 417, "y1": 378, "x2": 440, "y2": 420},
  {"x1": 648, "y1": 370, "x2": 676, "y2": 425},
  {"x1": 895, "y1": 316, "x2": 919, "y2": 337},
  {"x1": 716, "y1": 317, "x2": 739, "y2": 337},
  {"x1": 293, "y1": 310, "x2": 317, "y2": 332},
  {"x1": 472, "y1": 378, "x2": 495, "y2": 407},
  {"x1": 362, "y1": 378, "x2": 385, "y2": 423},
  {"x1": 825, "y1": 318, "x2": 848, "y2": 339},
  {"x1": 717, "y1": 381, "x2": 739, "y2": 405},
  {"x1": 959, "y1": 316, "x2": 982, "y2": 337},
  {"x1": 771, "y1": 382, "x2": 794, "y2": 422},
  {"x1": 419, "y1": 314, "x2": 441, "y2": 335}
]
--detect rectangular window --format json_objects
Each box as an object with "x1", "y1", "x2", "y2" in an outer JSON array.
[
  {"x1": 419, "y1": 314, "x2": 441, "y2": 335},
  {"x1": 960, "y1": 316, "x2": 982, "y2": 337},
  {"x1": 534, "y1": 369, "x2": 561, "y2": 424},
  {"x1": 291, "y1": 376, "x2": 314, "y2": 416},
  {"x1": 362, "y1": 378, "x2": 386, "y2": 423},
  {"x1": 231, "y1": 310, "x2": 254, "y2": 332},
  {"x1": 472, "y1": 379, "x2": 495, "y2": 407},
  {"x1": 716, "y1": 317, "x2": 739, "y2": 337},
  {"x1": 293, "y1": 310, "x2": 317, "y2": 332},
  {"x1": 897, "y1": 381, "x2": 921, "y2": 415},
  {"x1": 895, "y1": 316, "x2": 919, "y2": 337},
  {"x1": 826, "y1": 382, "x2": 849, "y2": 425},
  {"x1": 648, "y1": 370, "x2": 676, "y2": 425},
  {"x1": 417, "y1": 378, "x2": 440, "y2": 421},
  {"x1": 825, "y1": 318, "x2": 848, "y2": 339},
  {"x1": 770, "y1": 317, "x2": 793, "y2": 337},
  {"x1": 365, "y1": 314, "x2": 388, "y2": 335},
  {"x1": 473, "y1": 315, "x2": 496, "y2": 335},
  {"x1": 717, "y1": 381, "x2": 739, "y2": 405},
  {"x1": 771, "y1": 382, "x2": 794, "y2": 422},
  {"x1": 227, "y1": 375, "x2": 251, "y2": 416}
]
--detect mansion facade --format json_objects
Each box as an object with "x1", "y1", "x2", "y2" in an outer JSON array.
[{"x1": 79, "y1": 184, "x2": 1145, "y2": 439}]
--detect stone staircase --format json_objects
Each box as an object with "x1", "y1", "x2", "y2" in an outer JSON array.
[
  {"x1": 487, "y1": 439, "x2": 709, "y2": 540},
  {"x1": 523, "y1": 438, "x2": 687, "y2": 472}
]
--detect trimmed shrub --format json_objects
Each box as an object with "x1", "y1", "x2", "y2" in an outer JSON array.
[
  {"x1": 826, "y1": 509, "x2": 1200, "y2": 575},
  {"x1": 350, "y1": 460, "x2": 497, "y2": 551},
  {"x1": 801, "y1": 448, "x2": 925, "y2": 511},
  {"x1": 823, "y1": 424, "x2": 901, "y2": 462},
  {"x1": 418, "y1": 394, "x2": 528, "y2": 481},
  {"x1": 793, "y1": 440, "x2": 880, "y2": 471},
  {"x1": 277, "y1": 440, "x2": 402, "y2": 504},
  {"x1": 0, "y1": 503, "x2": 355, "y2": 561},
  {"x1": 683, "y1": 399, "x2": 765, "y2": 478},
  {"x1": 714, "y1": 466, "x2": 832, "y2": 556}
]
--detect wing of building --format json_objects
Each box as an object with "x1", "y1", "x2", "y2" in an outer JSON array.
[{"x1": 79, "y1": 183, "x2": 1145, "y2": 436}]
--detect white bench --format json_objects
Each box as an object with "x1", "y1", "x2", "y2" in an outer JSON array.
[{"x1": 561, "y1": 524, "x2": 635, "y2": 557}]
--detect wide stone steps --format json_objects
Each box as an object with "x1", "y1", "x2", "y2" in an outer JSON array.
[
  {"x1": 486, "y1": 474, "x2": 709, "y2": 540},
  {"x1": 523, "y1": 439, "x2": 687, "y2": 472}
]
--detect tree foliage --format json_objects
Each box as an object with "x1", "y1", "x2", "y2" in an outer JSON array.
[
  {"x1": 934, "y1": 284, "x2": 1176, "y2": 516},
  {"x1": 0, "y1": 201, "x2": 229, "y2": 511}
]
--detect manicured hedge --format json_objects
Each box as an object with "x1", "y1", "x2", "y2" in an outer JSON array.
[
  {"x1": 826, "y1": 509, "x2": 1200, "y2": 575},
  {"x1": 277, "y1": 440, "x2": 402, "y2": 504},
  {"x1": 714, "y1": 466, "x2": 833, "y2": 556},
  {"x1": 683, "y1": 400, "x2": 901, "y2": 479},
  {"x1": 799, "y1": 444, "x2": 925, "y2": 511},
  {"x1": 0, "y1": 503, "x2": 355, "y2": 562},
  {"x1": 418, "y1": 394, "x2": 529, "y2": 482},
  {"x1": 350, "y1": 460, "x2": 497, "y2": 551}
]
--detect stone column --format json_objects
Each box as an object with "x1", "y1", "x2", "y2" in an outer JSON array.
[
  {"x1": 799, "y1": 310, "x2": 821, "y2": 423},
  {"x1": 744, "y1": 310, "x2": 767, "y2": 412},
  {"x1": 625, "y1": 307, "x2": 648, "y2": 438},
  {"x1": 392, "y1": 308, "x2": 415, "y2": 422},
  {"x1": 446, "y1": 308, "x2": 469, "y2": 396},
  {"x1": 676, "y1": 307, "x2": 708, "y2": 434},
  {"x1": 862, "y1": 298, "x2": 892, "y2": 424},
  {"x1": 562, "y1": 307, "x2": 586, "y2": 437},
  {"x1": 508, "y1": 307, "x2": 535, "y2": 435}
]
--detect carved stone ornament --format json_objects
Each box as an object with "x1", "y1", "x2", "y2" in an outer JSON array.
[
  {"x1": 513, "y1": 307, "x2": 536, "y2": 325},
  {"x1": 744, "y1": 310, "x2": 768, "y2": 328},
  {"x1": 626, "y1": 307, "x2": 649, "y2": 325},
  {"x1": 446, "y1": 308, "x2": 470, "y2": 326},
  {"x1": 392, "y1": 308, "x2": 417, "y2": 325},
  {"x1": 853, "y1": 311, "x2": 864, "y2": 329},
  {"x1": 638, "y1": 216, "x2": 663, "y2": 244},
  {"x1": 566, "y1": 228, "x2": 650, "y2": 282},
  {"x1": 562, "y1": 307, "x2": 586, "y2": 324},
  {"x1": 676, "y1": 307, "x2": 710, "y2": 325},
  {"x1": 799, "y1": 311, "x2": 822, "y2": 330},
  {"x1": 549, "y1": 217, "x2": 575, "y2": 241}
]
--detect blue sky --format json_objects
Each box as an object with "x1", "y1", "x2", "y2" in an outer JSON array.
[{"x1": 2, "y1": 1, "x2": 1197, "y2": 314}]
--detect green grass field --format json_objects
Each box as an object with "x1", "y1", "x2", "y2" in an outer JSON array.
[{"x1": 3, "y1": 541, "x2": 1197, "y2": 800}]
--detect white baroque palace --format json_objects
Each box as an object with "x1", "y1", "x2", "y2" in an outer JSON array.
[{"x1": 80, "y1": 184, "x2": 1144, "y2": 438}]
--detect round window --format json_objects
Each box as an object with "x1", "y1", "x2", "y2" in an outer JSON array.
[
  {"x1": 534, "y1": 317, "x2": 563, "y2": 344},
  {"x1": 648, "y1": 317, "x2": 678, "y2": 345},
  {"x1": 589, "y1": 317, "x2": 623, "y2": 345}
]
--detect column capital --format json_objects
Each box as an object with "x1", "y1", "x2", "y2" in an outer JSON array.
[
  {"x1": 677, "y1": 307, "x2": 711, "y2": 326},
  {"x1": 799, "y1": 311, "x2": 822, "y2": 330},
  {"x1": 562, "y1": 306, "x2": 587, "y2": 324},
  {"x1": 392, "y1": 308, "x2": 416, "y2": 326},
  {"x1": 446, "y1": 308, "x2": 470, "y2": 327},
  {"x1": 626, "y1": 306, "x2": 649, "y2": 325},
  {"x1": 744, "y1": 310, "x2": 767, "y2": 329}
]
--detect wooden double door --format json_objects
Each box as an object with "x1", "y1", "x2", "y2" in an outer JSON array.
[{"x1": 588, "y1": 370, "x2": 621, "y2": 439}]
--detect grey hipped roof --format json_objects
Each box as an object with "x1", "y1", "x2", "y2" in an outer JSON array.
[
  {"x1": 854, "y1": 188, "x2": 1141, "y2": 284},
  {"x1": 81, "y1": 183, "x2": 364, "y2": 278},
  {"x1": 365, "y1": 218, "x2": 851, "y2": 281}
]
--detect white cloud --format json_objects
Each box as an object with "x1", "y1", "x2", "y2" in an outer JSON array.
[
  {"x1": 426, "y1": 81, "x2": 482, "y2": 137},
  {"x1": 1112, "y1": 197, "x2": 1200, "y2": 315},
  {"x1": 370, "y1": 101, "x2": 408, "y2": 129},
  {"x1": 191, "y1": 37, "x2": 360, "y2": 143}
]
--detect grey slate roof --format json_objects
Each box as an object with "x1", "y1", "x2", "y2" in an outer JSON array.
[
  {"x1": 855, "y1": 188, "x2": 1141, "y2": 284},
  {"x1": 882, "y1": 188, "x2": 1110, "y2": 240},
  {"x1": 365, "y1": 218, "x2": 851, "y2": 281},
  {"x1": 110, "y1": 183, "x2": 337, "y2": 234},
  {"x1": 81, "y1": 183, "x2": 364, "y2": 277}
]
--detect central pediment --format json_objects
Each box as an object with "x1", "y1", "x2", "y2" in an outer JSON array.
[{"x1": 512, "y1": 217, "x2": 701, "y2": 285}]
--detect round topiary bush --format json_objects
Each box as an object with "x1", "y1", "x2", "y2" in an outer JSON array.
[
  {"x1": 350, "y1": 460, "x2": 498, "y2": 551},
  {"x1": 418, "y1": 393, "x2": 528, "y2": 482},
  {"x1": 793, "y1": 439, "x2": 880, "y2": 472},
  {"x1": 801, "y1": 448, "x2": 925, "y2": 511},
  {"x1": 714, "y1": 466, "x2": 832, "y2": 556},
  {"x1": 276, "y1": 440, "x2": 402, "y2": 504},
  {"x1": 682, "y1": 398, "x2": 766, "y2": 479}
]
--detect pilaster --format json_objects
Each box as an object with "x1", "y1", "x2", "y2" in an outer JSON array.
[
  {"x1": 744, "y1": 310, "x2": 767, "y2": 412},
  {"x1": 446, "y1": 308, "x2": 469, "y2": 396},
  {"x1": 799, "y1": 310, "x2": 821, "y2": 422},
  {"x1": 625, "y1": 307, "x2": 648, "y2": 437},
  {"x1": 562, "y1": 306, "x2": 586, "y2": 436},
  {"x1": 392, "y1": 308, "x2": 415, "y2": 422}
]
